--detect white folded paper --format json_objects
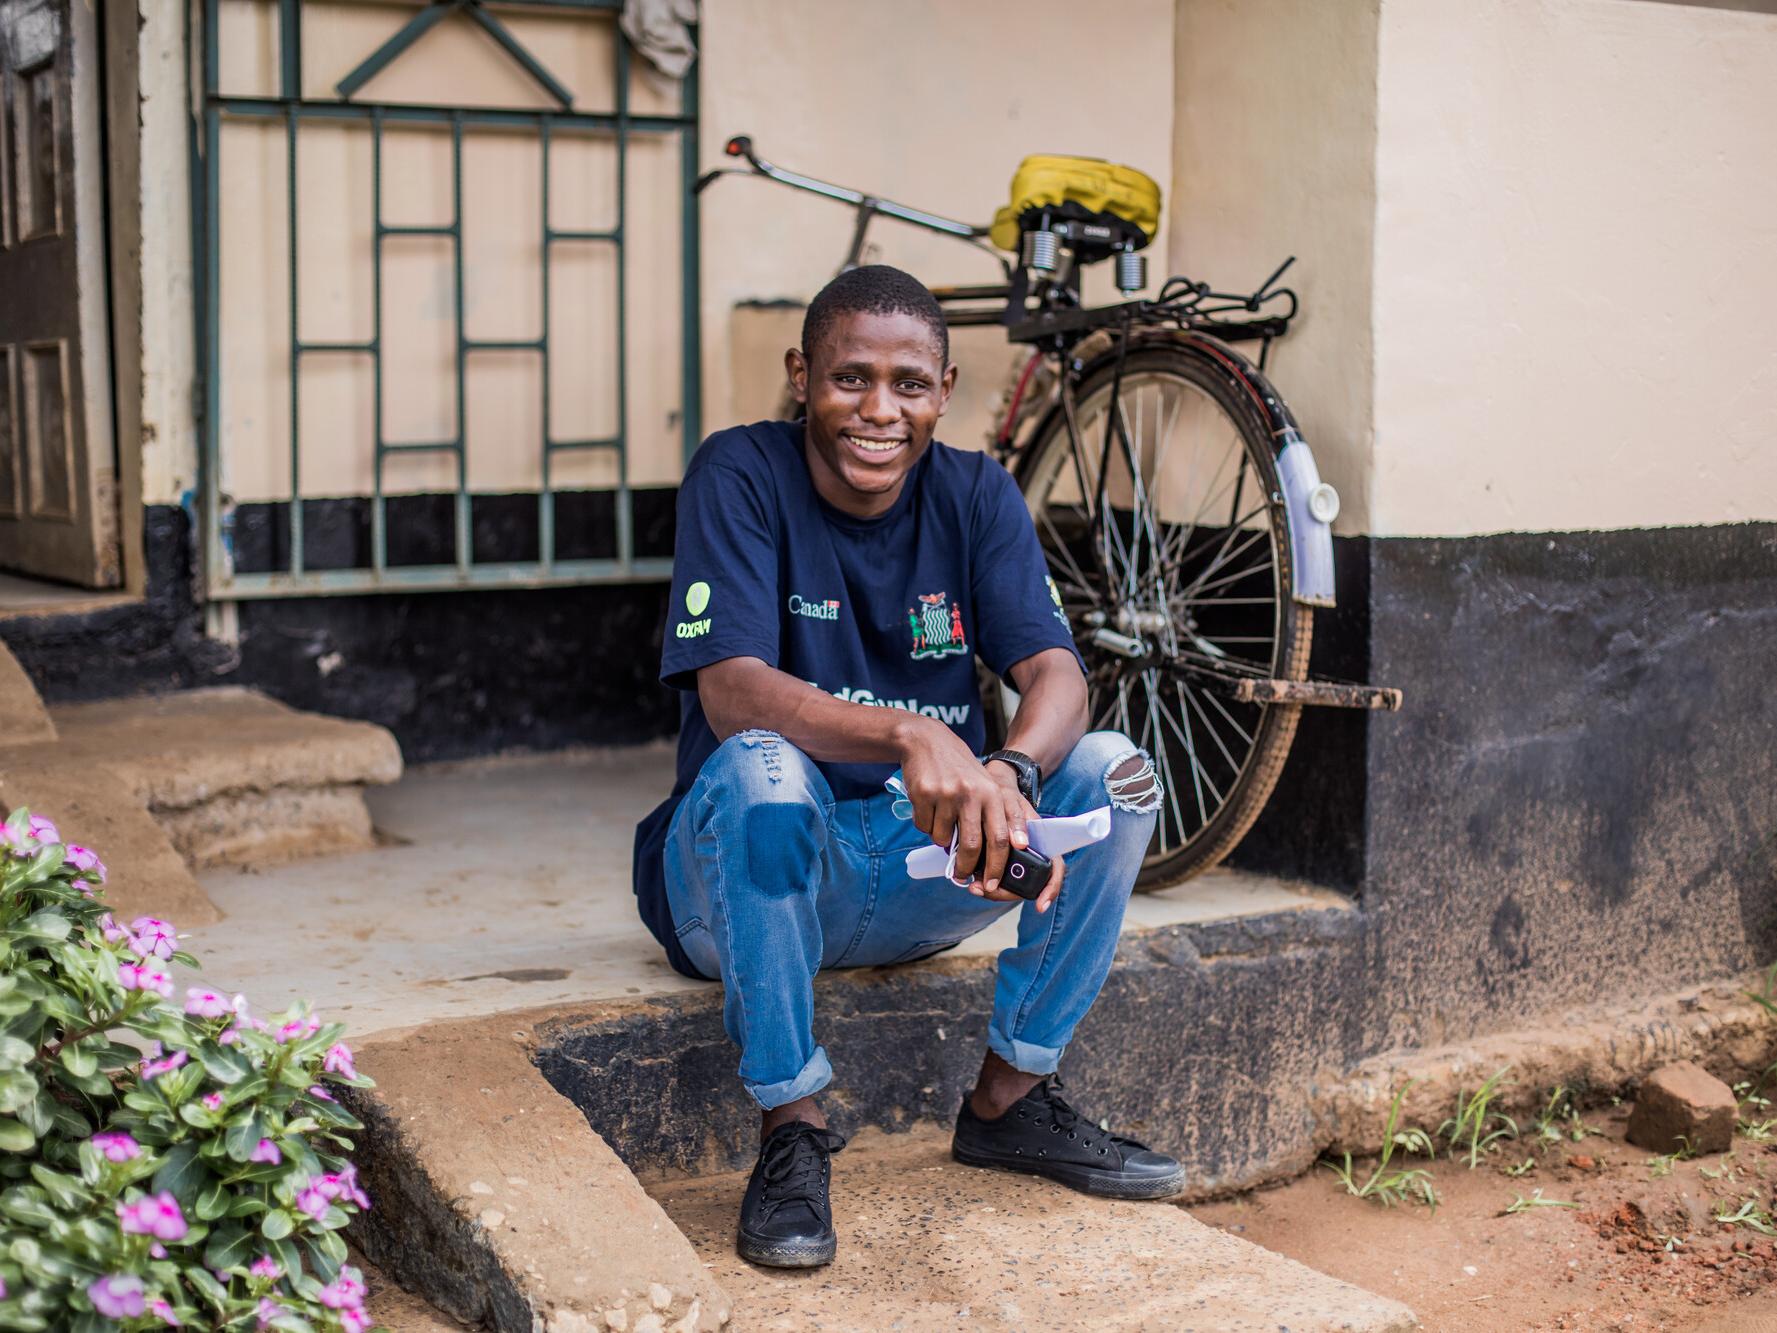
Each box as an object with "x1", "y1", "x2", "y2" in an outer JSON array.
[{"x1": 901, "y1": 806, "x2": 1114, "y2": 884}]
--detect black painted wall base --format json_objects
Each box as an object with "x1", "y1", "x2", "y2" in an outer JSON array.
[{"x1": 0, "y1": 500, "x2": 681, "y2": 762}]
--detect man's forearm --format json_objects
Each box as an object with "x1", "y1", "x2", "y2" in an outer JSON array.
[
  {"x1": 999, "y1": 649, "x2": 1090, "y2": 778},
  {"x1": 698, "y1": 656, "x2": 944, "y2": 765}
]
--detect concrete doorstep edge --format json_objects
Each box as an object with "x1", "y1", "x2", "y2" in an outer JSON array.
[
  {"x1": 344, "y1": 1020, "x2": 731, "y2": 1332},
  {"x1": 1302, "y1": 969, "x2": 1777, "y2": 1168}
]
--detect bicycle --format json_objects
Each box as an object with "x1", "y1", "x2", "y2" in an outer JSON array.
[{"x1": 697, "y1": 137, "x2": 1400, "y2": 889}]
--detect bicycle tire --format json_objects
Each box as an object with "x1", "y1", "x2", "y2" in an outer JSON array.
[{"x1": 1010, "y1": 335, "x2": 1312, "y2": 890}]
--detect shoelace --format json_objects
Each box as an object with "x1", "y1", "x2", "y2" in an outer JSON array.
[
  {"x1": 1022, "y1": 1078, "x2": 1145, "y2": 1156},
  {"x1": 757, "y1": 1123, "x2": 846, "y2": 1221}
]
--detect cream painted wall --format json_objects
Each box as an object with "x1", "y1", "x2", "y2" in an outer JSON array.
[
  {"x1": 1171, "y1": 0, "x2": 1380, "y2": 536},
  {"x1": 697, "y1": 0, "x2": 1177, "y2": 451},
  {"x1": 1372, "y1": 0, "x2": 1777, "y2": 536}
]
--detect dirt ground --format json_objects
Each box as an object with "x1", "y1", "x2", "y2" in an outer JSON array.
[{"x1": 1194, "y1": 1103, "x2": 1777, "y2": 1332}]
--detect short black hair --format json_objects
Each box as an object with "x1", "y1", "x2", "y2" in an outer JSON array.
[{"x1": 801, "y1": 264, "x2": 949, "y2": 366}]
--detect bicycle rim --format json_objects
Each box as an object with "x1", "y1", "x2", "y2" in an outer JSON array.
[{"x1": 1014, "y1": 341, "x2": 1311, "y2": 887}]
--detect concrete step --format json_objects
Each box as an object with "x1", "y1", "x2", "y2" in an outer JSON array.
[
  {"x1": 45, "y1": 687, "x2": 403, "y2": 869},
  {"x1": 0, "y1": 759, "x2": 218, "y2": 926},
  {"x1": 649, "y1": 1128, "x2": 1418, "y2": 1332},
  {"x1": 0, "y1": 639, "x2": 55, "y2": 745}
]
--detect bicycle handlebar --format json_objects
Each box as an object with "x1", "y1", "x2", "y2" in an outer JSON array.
[{"x1": 694, "y1": 133, "x2": 989, "y2": 242}]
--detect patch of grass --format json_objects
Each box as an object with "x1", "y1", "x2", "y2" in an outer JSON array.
[
  {"x1": 1532, "y1": 1084, "x2": 1600, "y2": 1147},
  {"x1": 1739, "y1": 1118, "x2": 1777, "y2": 1143},
  {"x1": 1700, "y1": 1153, "x2": 1743, "y2": 1186},
  {"x1": 1749, "y1": 961, "x2": 1777, "y2": 1020},
  {"x1": 1713, "y1": 1196, "x2": 1777, "y2": 1236},
  {"x1": 1504, "y1": 1188, "x2": 1580, "y2": 1214},
  {"x1": 1438, "y1": 1065, "x2": 1518, "y2": 1168},
  {"x1": 1321, "y1": 1081, "x2": 1440, "y2": 1213},
  {"x1": 1647, "y1": 1137, "x2": 1696, "y2": 1179},
  {"x1": 1501, "y1": 1157, "x2": 1537, "y2": 1177}
]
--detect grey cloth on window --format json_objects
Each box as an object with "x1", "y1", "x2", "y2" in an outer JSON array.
[{"x1": 621, "y1": 0, "x2": 699, "y2": 80}]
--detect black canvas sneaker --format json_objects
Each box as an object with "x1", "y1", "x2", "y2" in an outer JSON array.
[
  {"x1": 952, "y1": 1077, "x2": 1185, "y2": 1200},
  {"x1": 736, "y1": 1121, "x2": 846, "y2": 1267}
]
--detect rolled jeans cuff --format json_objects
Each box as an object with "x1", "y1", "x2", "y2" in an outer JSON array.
[
  {"x1": 744, "y1": 1044, "x2": 833, "y2": 1110},
  {"x1": 987, "y1": 1027, "x2": 1064, "y2": 1077}
]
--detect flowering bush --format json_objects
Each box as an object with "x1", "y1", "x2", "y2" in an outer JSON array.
[{"x1": 0, "y1": 809, "x2": 378, "y2": 1330}]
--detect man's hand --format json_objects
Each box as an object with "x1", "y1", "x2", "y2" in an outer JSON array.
[{"x1": 899, "y1": 724, "x2": 1064, "y2": 911}]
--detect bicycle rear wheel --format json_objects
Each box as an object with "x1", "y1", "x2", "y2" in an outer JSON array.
[{"x1": 1013, "y1": 337, "x2": 1311, "y2": 888}]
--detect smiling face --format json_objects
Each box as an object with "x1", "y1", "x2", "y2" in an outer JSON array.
[{"x1": 786, "y1": 309, "x2": 956, "y2": 519}]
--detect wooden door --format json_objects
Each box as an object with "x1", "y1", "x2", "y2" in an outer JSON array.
[{"x1": 0, "y1": 0, "x2": 117, "y2": 587}]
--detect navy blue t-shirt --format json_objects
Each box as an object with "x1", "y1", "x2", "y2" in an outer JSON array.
[{"x1": 632, "y1": 420, "x2": 1083, "y2": 977}]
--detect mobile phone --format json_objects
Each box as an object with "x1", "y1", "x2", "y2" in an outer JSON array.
[{"x1": 1001, "y1": 845, "x2": 1052, "y2": 900}]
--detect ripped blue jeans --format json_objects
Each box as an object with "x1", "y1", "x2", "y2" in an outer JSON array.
[{"x1": 662, "y1": 730, "x2": 1161, "y2": 1109}]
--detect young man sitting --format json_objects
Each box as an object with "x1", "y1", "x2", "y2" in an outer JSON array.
[{"x1": 632, "y1": 265, "x2": 1178, "y2": 1268}]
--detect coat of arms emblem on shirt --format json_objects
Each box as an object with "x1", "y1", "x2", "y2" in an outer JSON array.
[{"x1": 908, "y1": 592, "x2": 969, "y2": 660}]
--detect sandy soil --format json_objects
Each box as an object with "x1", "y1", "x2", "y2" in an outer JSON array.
[{"x1": 1194, "y1": 1104, "x2": 1777, "y2": 1332}]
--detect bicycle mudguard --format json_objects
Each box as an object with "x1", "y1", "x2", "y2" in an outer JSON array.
[{"x1": 1169, "y1": 333, "x2": 1339, "y2": 609}]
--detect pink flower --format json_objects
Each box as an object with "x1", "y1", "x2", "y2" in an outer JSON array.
[
  {"x1": 117, "y1": 1190, "x2": 188, "y2": 1241},
  {"x1": 201, "y1": 1092, "x2": 225, "y2": 1111},
  {"x1": 119, "y1": 960, "x2": 175, "y2": 997},
  {"x1": 149, "y1": 1242, "x2": 167, "y2": 1259},
  {"x1": 127, "y1": 917, "x2": 178, "y2": 960},
  {"x1": 185, "y1": 988, "x2": 231, "y2": 1018},
  {"x1": 318, "y1": 1267, "x2": 367, "y2": 1310},
  {"x1": 88, "y1": 1274, "x2": 146, "y2": 1319},
  {"x1": 296, "y1": 1182, "x2": 331, "y2": 1220},
  {"x1": 149, "y1": 1297, "x2": 182, "y2": 1327},
  {"x1": 0, "y1": 823, "x2": 19, "y2": 853},
  {"x1": 139, "y1": 1045, "x2": 189, "y2": 1080},
  {"x1": 72, "y1": 877, "x2": 94, "y2": 897},
  {"x1": 274, "y1": 1013, "x2": 321, "y2": 1043},
  {"x1": 26, "y1": 814, "x2": 59, "y2": 846},
  {"x1": 307, "y1": 1084, "x2": 336, "y2": 1102},
  {"x1": 67, "y1": 844, "x2": 107, "y2": 882},
  {"x1": 219, "y1": 1026, "x2": 242, "y2": 1046},
  {"x1": 90, "y1": 1130, "x2": 141, "y2": 1162},
  {"x1": 255, "y1": 1297, "x2": 286, "y2": 1330},
  {"x1": 322, "y1": 1042, "x2": 356, "y2": 1079},
  {"x1": 249, "y1": 1254, "x2": 282, "y2": 1279},
  {"x1": 98, "y1": 913, "x2": 128, "y2": 943},
  {"x1": 339, "y1": 1309, "x2": 373, "y2": 1333},
  {"x1": 249, "y1": 1138, "x2": 281, "y2": 1164}
]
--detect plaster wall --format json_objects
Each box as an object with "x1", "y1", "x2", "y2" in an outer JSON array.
[
  {"x1": 697, "y1": 0, "x2": 1176, "y2": 449},
  {"x1": 1170, "y1": 0, "x2": 1380, "y2": 536},
  {"x1": 1371, "y1": 0, "x2": 1777, "y2": 536}
]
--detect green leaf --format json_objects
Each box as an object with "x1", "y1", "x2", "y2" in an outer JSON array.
[
  {"x1": 269, "y1": 1234, "x2": 303, "y2": 1281},
  {"x1": 26, "y1": 1165, "x2": 87, "y2": 1210},
  {"x1": 16, "y1": 911, "x2": 68, "y2": 942},
  {"x1": 305, "y1": 1226, "x2": 346, "y2": 1280},
  {"x1": 198, "y1": 1044, "x2": 251, "y2": 1086},
  {"x1": 153, "y1": 1141, "x2": 205, "y2": 1205},
  {"x1": 0, "y1": 1037, "x2": 34, "y2": 1071},
  {"x1": 225, "y1": 1194, "x2": 268, "y2": 1218},
  {"x1": 261, "y1": 1208, "x2": 295, "y2": 1241},
  {"x1": 51, "y1": 1064, "x2": 111, "y2": 1099},
  {"x1": 57, "y1": 1043, "x2": 97, "y2": 1079},
  {"x1": 0, "y1": 1070, "x2": 37, "y2": 1115},
  {"x1": 202, "y1": 1223, "x2": 253, "y2": 1272},
  {"x1": 183, "y1": 1264, "x2": 229, "y2": 1310},
  {"x1": 195, "y1": 1176, "x2": 229, "y2": 1221},
  {"x1": 225, "y1": 1112, "x2": 265, "y2": 1163}
]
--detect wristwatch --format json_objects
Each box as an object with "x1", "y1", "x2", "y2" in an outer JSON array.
[{"x1": 984, "y1": 749, "x2": 1042, "y2": 807}]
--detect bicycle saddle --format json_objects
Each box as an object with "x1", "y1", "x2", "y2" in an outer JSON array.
[{"x1": 989, "y1": 154, "x2": 1162, "y2": 255}]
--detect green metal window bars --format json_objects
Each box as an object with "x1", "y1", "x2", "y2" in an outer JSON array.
[{"x1": 197, "y1": 0, "x2": 700, "y2": 600}]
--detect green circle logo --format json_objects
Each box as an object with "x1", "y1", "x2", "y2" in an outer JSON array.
[{"x1": 685, "y1": 581, "x2": 711, "y2": 616}]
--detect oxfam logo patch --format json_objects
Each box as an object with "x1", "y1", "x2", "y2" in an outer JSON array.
[{"x1": 678, "y1": 581, "x2": 713, "y2": 639}]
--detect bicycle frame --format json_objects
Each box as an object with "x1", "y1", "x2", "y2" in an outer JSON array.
[{"x1": 694, "y1": 135, "x2": 1299, "y2": 370}]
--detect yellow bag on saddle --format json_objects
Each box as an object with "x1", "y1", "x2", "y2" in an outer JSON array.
[{"x1": 989, "y1": 154, "x2": 1163, "y2": 254}]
